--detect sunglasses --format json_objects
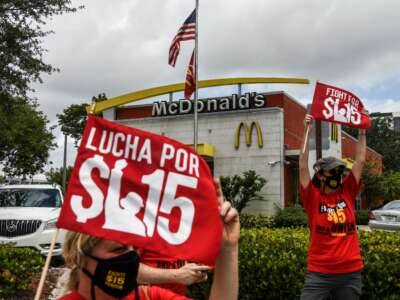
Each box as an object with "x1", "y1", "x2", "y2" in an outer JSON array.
[{"x1": 318, "y1": 166, "x2": 345, "y2": 176}]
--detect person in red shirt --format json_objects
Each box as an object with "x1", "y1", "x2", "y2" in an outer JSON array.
[
  {"x1": 58, "y1": 178, "x2": 239, "y2": 300},
  {"x1": 299, "y1": 114, "x2": 367, "y2": 300}
]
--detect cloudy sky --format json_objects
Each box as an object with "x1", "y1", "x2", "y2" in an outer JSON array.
[{"x1": 32, "y1": 0, "x2": 400, "y2": 168}]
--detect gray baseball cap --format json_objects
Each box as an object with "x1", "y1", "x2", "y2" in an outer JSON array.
[{"x1": 313, "y1": 156, "x2": 347, "y2": 173}]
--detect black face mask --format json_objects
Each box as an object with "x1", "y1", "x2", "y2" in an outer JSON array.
[
  {"x1": 324, "y1": 174, "x2": 342, "y2": 189},
  {"x1": 81, "y1": 250, "x2": 140, "y2": 300}
]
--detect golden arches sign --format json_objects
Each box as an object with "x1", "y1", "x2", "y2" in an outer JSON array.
[
  {"x1": 331, "y1": 124, "x2": 339, "y2": 143},
  {"x1": 234, "y1": 121, "x2": 263, "y2": 149},
  {"x1": 87, "y1": 77, "x2": 309, "y2": 114}
]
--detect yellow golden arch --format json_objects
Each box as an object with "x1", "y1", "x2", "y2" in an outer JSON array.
[
  {"x1": 331, "y1": 124, "x2": 339, "y2": 143},
  {"x1": 87, "y1": 77, "x2": 309, "y2": 114},
  {"x1": 234, "y1": 121, "x2": 263, "y2": 149}
]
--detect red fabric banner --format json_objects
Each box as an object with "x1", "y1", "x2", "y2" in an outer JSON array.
[
  {"x1": 184, "y1": 50, "x2": 195, "y2": 100},
  {"x1": 57, "y1": 116, "x2": 223, "y2": 266},
  {"x1": 310, "y1": 82, "x2": 371, "y2": 129}
]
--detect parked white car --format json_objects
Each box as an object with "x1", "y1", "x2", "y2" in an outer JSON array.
[
  {"x1": 368, "y1": 200, "x2": 400, "y2": 232},
  {"x1": 0, "y1": 183, "x2": 65, "y2": 256}
]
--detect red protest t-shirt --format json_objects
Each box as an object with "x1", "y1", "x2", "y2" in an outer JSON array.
[
  {"x1": 139, "y1": 248, "x2": 188, "y2": 295},
  {"x1": 137, "y1": 285, "x2": 190, "y2": 300},
  {"x1": 58, "y1": 291, "x2": 85, "y2": 300},
  {"x1": 299, "y1": 172, "x2": 363, "y2": 274},
  {"x1": 58, "y1": 286, "x2": 191, "y2": 300}
]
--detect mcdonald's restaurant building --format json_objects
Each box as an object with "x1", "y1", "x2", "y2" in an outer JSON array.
[{"x1": 101, "y1": 89, "x2": 382, "y2": 215}]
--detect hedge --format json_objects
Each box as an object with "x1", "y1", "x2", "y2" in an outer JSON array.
[
  {"x1": 189, "y1": 228, "x2": 400, "y2": 300},
  {"x1": 0, "y1": 244, "x2": 44, "y2": 295},
  {"x1": 359, "y1": 230, "x2": 400, "y2": 299},
  {"x1": 242, "y1": 209, "x2": 371, "y2": 228},
  {"x1": 243, "y1": 208, "x2": 370, "y2": 228},
  {"x1": 273, "y1": 207, "x2": 308, "y2": 228},
  {"x1": 240, "y1": 214, "x2": 274, "y2": 229},
  {"x1": 241, "y1": 208, "x2": 308, "y2": 229}
]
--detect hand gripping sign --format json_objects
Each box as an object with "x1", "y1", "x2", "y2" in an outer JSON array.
[
  {"x1": 57, "y1": 116, "x2": 223, "y2": 266},
  {"x1": 310, "y1": 82, "x2": 371, "y2": 129}
]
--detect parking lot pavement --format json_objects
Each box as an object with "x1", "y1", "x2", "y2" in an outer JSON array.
[{"x1": 357, "y1": 225, "x2": 371, "y2": 231}]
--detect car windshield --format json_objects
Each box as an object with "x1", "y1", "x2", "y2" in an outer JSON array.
[
  {"x1": 0, "y1": 188, "x2": 62, "y2": 208},
  {"x1": 383, "y1": 201, "x2": 400, "y2": 210}
]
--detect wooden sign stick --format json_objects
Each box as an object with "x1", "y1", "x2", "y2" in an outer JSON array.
[
  {"x1": 302, "y1": 124, "x2": 310, "y2": 153},
  {"x1": 34, "y1": 229, "x2": 60, "y2": 300}
]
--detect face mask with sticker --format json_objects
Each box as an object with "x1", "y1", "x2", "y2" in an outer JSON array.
[
  {"x1": 324, "y1": 168, "x2": 344, "y2": 190},
  {"x1": 81, "y1": 250, "x2": 140, "y2": 300},
  {"x1": 324, "y1": 174, "x2": 342, "y2": 189}
]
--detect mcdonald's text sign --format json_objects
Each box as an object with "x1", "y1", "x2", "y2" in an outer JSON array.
[{"x1": 152, "y1": 93, "x2": 265, "y2": 117}]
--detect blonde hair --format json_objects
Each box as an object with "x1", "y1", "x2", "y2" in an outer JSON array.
[{"x1": 62, "y1": 231, "x2": 102, "y2": 292}]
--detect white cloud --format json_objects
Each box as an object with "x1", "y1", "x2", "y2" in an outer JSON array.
[{"x1": 367, "y1": 98, "x2": 400, "y2": 113}]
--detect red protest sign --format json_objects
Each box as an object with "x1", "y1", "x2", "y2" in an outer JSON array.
[
  {"x1": 310, "y1": 82, "x2": 371, "y2": 129},
  {"x1": 57, "y1": 116, "x2": 223, "y2": 266}
]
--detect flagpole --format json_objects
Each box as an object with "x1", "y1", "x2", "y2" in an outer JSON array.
[{"x1": 193, "y1": 0, "x2": 199, "y2": 149}]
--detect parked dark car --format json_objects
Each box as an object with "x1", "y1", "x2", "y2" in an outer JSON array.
[{"x1": 368, "y1": 200, "x2": 400, "y2": 231}]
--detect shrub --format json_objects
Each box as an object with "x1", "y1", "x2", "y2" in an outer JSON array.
[
  {"x1": 384, "y1": 171, "x2": 400, "y2": 202},
  {"x1": 188, "y1": 228, "x2": 400, "y2": 300},
  {"x1": 240, "y1": 214, "x2": 274, "y2": 229},
  {"x1": 238, "y1": 228, "x2": 308, "y2": 300},
  {"x1": 220, "y1": 170, "x2": 267, "y2": 213},
  {"x1": 189, "y1": 228, "x2": 308, "y2": 299},
  {"x1": 0, "y1": 244, "x2": 44, "y2": 296},
  {"x1": 359, "y1": 230, "x2": 400, "y2": 299},
  {"x1": 356, "y1": 209, "x2": 370, "y2": 225},
  {"x1": 273, "y1": 207, "x2": 309, "y2": 228},
  {"x1": 361, "y1": 159, "x2": 385, "y2": 208}
]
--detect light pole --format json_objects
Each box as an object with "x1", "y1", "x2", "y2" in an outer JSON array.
[{"x1": 62, "y1": 133, "x2": 67, "y2": 194}]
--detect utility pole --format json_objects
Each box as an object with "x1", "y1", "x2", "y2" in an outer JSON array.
[{"x1": 62, "y1": 134, "x2": 67, "y2": 194}]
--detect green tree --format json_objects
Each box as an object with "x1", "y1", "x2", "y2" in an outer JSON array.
[
  {"x1": 57, "y1": 94, "x2": 106, "y2": 146},
  {"x1": 383, "y1": 171, "x2": 400, "y2": 202},
  {"x1": 361, "y1": 159, "x2": 385, "y2": 209},
  {"x1": 220, "y1": 170, "x2": 267, "y2": 213},
  {"x1": 46, "y1": 166, "x2": 73, "y2": 193},
  {"x1": 0, "y1": 93, "x2": 55, "y2": 176},
  {"x1": 343, "y1": 117, "x2": 400, "y2": 172},
  {"x1": 57, "y1": 103, "x2": 88, "y2": 147},
  {"x1": 366, "y1": 117, "x2": 400, "y2": 172},
  {"x1": 0, "y1": 0, "x2": 82, "y2": 97}
]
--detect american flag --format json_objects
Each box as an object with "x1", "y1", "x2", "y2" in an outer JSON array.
[
  {"x1": 184, "y1": 50, "x2": 195, "y2": 99},
  {"x1": 168, "y1": 9, "x2": 196, "y2": 67}
]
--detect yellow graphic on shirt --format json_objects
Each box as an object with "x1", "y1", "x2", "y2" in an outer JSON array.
[
  {"x1": 317, "y1": 200, "x2": 355, "y2": 236},
  {"x1": 327, "y1": 208, "x2": 346, "y2": 236},
  {"x1": 327, "y1": 208, "x2": 346, "y2": 224}
]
